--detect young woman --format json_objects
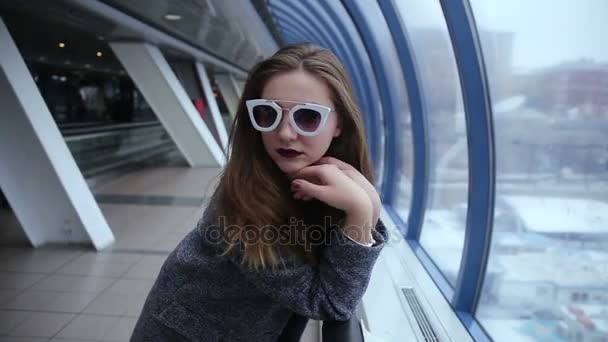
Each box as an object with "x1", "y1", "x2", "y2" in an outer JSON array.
[{"x1": 130, "y1": 43, "x2": 388, "y2": 342}]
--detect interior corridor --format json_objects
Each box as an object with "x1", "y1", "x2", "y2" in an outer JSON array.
[{"x1": 0, "y1": 167, "x2": 320, "y2": 341}]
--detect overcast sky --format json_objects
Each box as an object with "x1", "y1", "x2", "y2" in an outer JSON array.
[{"x1": 397, "y1": 0, "x2": 608, "y2": 71}]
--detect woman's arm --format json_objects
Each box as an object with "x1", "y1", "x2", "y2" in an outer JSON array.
[
  {"x1": 218, "y1": 218, "x2": 388, "y2": 321},
  {"x1": 291, "y1": 161, "x2": 379, "y2": 245},
  {"x1": 342, "y1": 206, "x2": 375, "y2": 246},
  {"x1": 218, "y1": 158, "x2": 384, "y2": 320}
]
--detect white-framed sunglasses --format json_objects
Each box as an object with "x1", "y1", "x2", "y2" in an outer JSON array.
[{"x1": 246, "y1": 99, "x2": 333, "y2": 137}]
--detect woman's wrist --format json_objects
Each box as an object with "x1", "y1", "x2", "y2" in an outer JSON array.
[{"x1": 342, "y1": 202, "x2": 374, "y2": 245}]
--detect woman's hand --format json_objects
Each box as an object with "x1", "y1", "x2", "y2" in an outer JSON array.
[
  {"x1": 291, "y1": 157, "x2": 381, "y2": 226},
  {"x1": 317, "y1": 157, "x2": 381, "y2": 226},
  {"x1": 290, "y1": 163, "x2": 372, "y2": 218}
]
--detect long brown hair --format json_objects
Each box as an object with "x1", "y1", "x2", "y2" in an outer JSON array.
[{"x1": 214, "y1": 43, "x2": 373, "y2": 269}]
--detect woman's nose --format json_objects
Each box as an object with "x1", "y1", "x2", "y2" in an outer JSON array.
[{"x1": 276, "y1": 111, "x2": 297, "y2": 140}]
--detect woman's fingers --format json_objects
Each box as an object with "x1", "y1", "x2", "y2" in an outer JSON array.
[
  {"x1": 344, "y1": 169, "x2": 377, "y2": 199},
  {"x1": 316, "y1": 157, "x2": 381, "y2": 224},
  {"x1": 291, "y1": 164, "x2": 370, "y2": 213},
  {"x1": 292, "y1": 164, "x2": 338, "y2": 185},
  {"x1": 291, "y1": 179, "x2": 325, "y2": 200},
  {"x1": 316, "y1": 156, "x2": 356, "y2": 172},
  {"x1": 318, "y1": 158, "x2": 377, "y2": 202},
  {"x1": 317, "y1": 157, "x2": 373, "y2": 191}
]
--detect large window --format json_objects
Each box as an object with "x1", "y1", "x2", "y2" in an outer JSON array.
[
  {"x1": 394, "y1": 0, "x2": 469, "y2": 285},
  {"x1": 0, "y1": 4, "x2": 185, "y2": 179},
  {"x1": 1, "y1": 10, "x2": 155, "y2": 127},
  {"x1": 206, "y1": 71, "x2": 234, "y2": 130},
  {"x1": 470, "y1": 1, "x2": 608, "y2": 340},
  {"x1": 168, "y1": 59, "x2": 226, "y2": 150}
]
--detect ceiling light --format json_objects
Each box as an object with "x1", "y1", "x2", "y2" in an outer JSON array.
[
  {"x1": 96, "y1": 51, "x2": 103, "y2": 57},
  {"x1": 58, "y1": 42, "x2": 65, "y2": 48},
  {"x1": 164, "y1": 13, "x2": 182, "y2": 21}
]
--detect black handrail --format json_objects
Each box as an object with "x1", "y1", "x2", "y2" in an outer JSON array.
[
  {"x1": 61, "y1": 121, "x2": 161, "y2": 137},
  {"x1": 277, "y1": 313, "x2": 365, "y2": 342},
  {"x1": 322, "y1": 316, "x2": 364, "y2": 342}
]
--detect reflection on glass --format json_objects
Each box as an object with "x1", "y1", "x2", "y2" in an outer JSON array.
[
  {"x1": 393, "y1": 0, "x2": 469, "y2": 285},
  {"x1": 103, "y1": 0, "x2": 263, "y2": 69},
  {"x1": 470, "y1": 0, "x2": 608, "y2": 341},
  {"x1": 168, "y1": 60, "x2": 224, "y2": 149},
  {"x1": 9, "y1": 18, "x2": 179, "y2": 177}
]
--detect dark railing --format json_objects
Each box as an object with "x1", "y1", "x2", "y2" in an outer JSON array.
[
  {"x1": 61, "y1": 121, "x2": 180, "y2": 179},
  {"x1": 277, "y1": 313, "x2": 364, "y2": 342},
  {"x1": 322, "y1": 317, "x2": 364, "y2": 342},
  {"x1": 60, "y1": 121, "x2": 161, "y2": 137}
]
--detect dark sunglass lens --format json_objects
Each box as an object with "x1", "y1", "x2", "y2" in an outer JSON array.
[
  {"x1": 252, "y1": 105, "x2": 277, "y2": 128},
  {"x1": 293, "y1": 109, "x2": 321, "y2": 132}
]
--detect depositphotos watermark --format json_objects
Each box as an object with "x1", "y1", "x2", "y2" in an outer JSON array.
[{"x1": 203, "y1": 216, "x2": 384, "y2": 251}]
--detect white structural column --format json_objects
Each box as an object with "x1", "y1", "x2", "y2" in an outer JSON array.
[
  {"x1": 233, "y1": 78, "x2": 246, "y2": 95},
  {"x1": 110, "y1": 42, "x2": 226, "y2": 167},
  {"x1": 230, "y1": 75, "x2": 244, "y2": 97},
  {"x1": 195, "y1": 62, "x2": 228, "y2": 149},
  {"x1": 215, "y1": 74, "x2": 242, "y2": 119},
  {"x1": 0, "y1": 19, "x2": 114, "y2": 249}
]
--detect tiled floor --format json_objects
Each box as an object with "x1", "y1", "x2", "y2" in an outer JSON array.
[{"x1": 0, "y1": 167, "x2": 320, "y2": 342}]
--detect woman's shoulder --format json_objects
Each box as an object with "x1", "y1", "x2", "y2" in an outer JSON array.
[{"x1": 163, "y1": 200, "x2": 224, "y2": 268}]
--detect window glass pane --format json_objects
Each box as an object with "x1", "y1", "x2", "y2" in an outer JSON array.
[
  {"x1": 393, "y1": 99, "x2": 412, "y2": 220},
  {"x1": 103, "y1": 0, "x2": 265, "y2": 70},
  {"x1": 374, "y1": 97, "x2": 386, "y2": 193},
  {"x1": 167, "y1": 58, "x2": 224, "y2": 150},
  {"x1": 470, "y1": 1, "x2": 608, "y2": 340},
  {"x1": 0, "y1": 5, "x2": 183, "y2": 180},
  {"x1": 394, "y1": 0, "x2": 469, "y2": 285},
  {"x1": 208, "y1": 71, "x2": 235, "y2": 130}
]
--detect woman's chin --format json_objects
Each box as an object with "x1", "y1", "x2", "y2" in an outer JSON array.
[
  {"x1": 278, "y1": 164, "x2": 303, "y2": 178},
  {"x1": 276, "y1": 160, "x2": 308, "y2": 178}
]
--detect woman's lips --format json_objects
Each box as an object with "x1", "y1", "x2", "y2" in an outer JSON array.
[{"x1": 277, "y1": 148, "x2": 303, "y2": 158}]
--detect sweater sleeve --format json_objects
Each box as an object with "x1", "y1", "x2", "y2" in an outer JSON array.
[{"x1": 217, "y1": 219, "x2": 388, "y2": 321}]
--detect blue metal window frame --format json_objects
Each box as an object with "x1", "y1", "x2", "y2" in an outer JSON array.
[
  {"x1": 281, "y1": 0, "x2": 374, "y2": 145},
  {"x1": 376, "y1": 0, "x2": 428, "y2": 242},
  {"x1": 271, "y1": 0, "x2": 497, "y2": 340},
  {"x1": 377, "y1": 0, "x2": 458, "y2": 302},
  {"x1": 271, "y1": 11, "x2": 322, "y2": 46},
  {"x1": 269, "y1": 10, "x2": 294, "y2": 45},
  {"x1": 271, "y1": 7, "x2": 378, "y2": 167},
  {"x1": 439, "y1": 0, "x2": 495, "y2": 340},
  {"x1": 341, "y1": 0, "x2": 406, "y2": 205},
  {"x1": 377, "y1": 0, "x2": 495, "y2": 339},
  {"x1": 267, "y1": 0, "x2": 385, "y2": 182},
  {"x1": 317, "y1": 1, "x2": 384, "y2": 180},
  {"x1": 280, "y1": 30, "x2": 304, "y2": 44},
  {"x1": 272, "y1": 0, "x2": 373, "y2": 139}
]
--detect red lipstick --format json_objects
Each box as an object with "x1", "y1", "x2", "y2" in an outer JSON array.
[{"x1": 277, "y1": 148, "x2": 302, "y2": 158}]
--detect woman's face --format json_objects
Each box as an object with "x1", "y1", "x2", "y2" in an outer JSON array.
[{"x1": 260, "y1": 70, "x2": 341, "y2": 177}]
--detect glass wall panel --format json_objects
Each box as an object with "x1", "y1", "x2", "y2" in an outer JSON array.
[
  {"x1": 103, "y1": 0, "x2": 265, "y2": 70},
  {"x1": 393, "y1": 113, "x2": 413, "y2": 220},
  {"x1": 167, "y1": 59, "x2": 223, "y2": 150},
  {"x1": 207, "y1": 71, "x2": 235, "y2": 131},
  {"x1": 0, "y1": 4, "x2": 182, "y2": 179},
  {"x1": 470, "y1": 1, "x2": 608, "y2": 340},
  {"x1": 394, "y1": 0, "x2": 469, "y2": 284},
  {"x1": 375, "y1": 109, "x2": 386, "y2": 193}
]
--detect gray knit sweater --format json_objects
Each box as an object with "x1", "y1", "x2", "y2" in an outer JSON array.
[{"x1": 130, "y1": 199, "x2": 388, "y2": 342}]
